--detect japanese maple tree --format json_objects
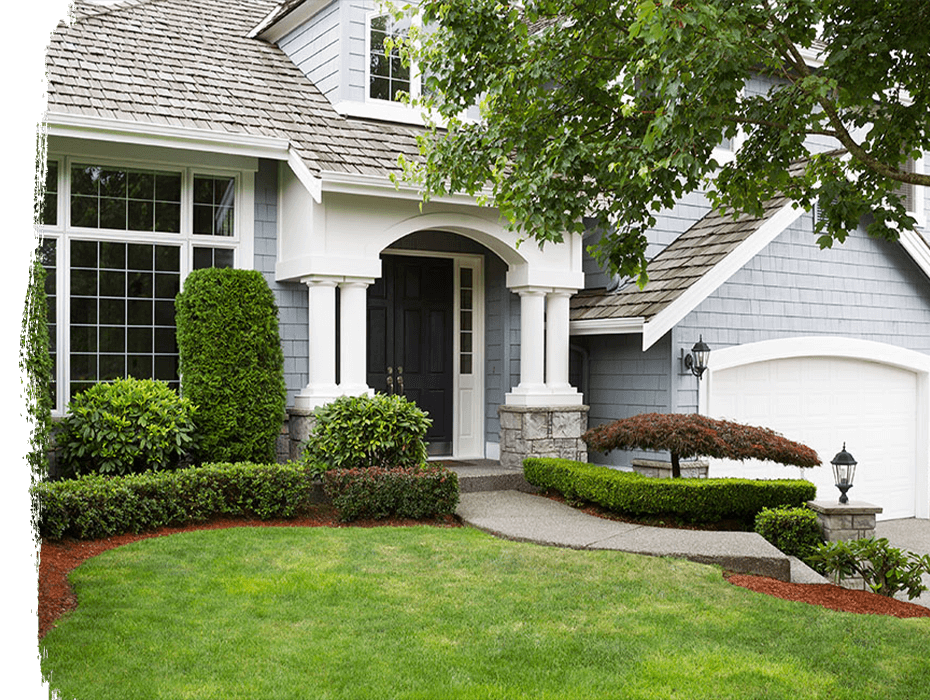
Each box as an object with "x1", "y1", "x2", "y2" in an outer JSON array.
[{"x1": 582, "y1": 412, "x2": 820, "y2": 478}]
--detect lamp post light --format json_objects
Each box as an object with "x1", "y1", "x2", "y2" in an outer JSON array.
[
  {"x1": 831, "y1": 443, "x2": 857, "y2": 504},
  {"x1": 684, "y1": 336, "x2": 711, "y2": 379}
]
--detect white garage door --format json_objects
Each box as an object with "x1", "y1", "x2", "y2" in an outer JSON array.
[{"x1": 708, "y1": 356, "x2": 919, "y2": 520}]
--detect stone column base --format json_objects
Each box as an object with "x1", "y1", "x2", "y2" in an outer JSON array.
[
  {"x1": 498, "y1": 405, "x2": 589, "y2": 469},
  {"x1": 807, "y1": 500, "x2": 883, "y2": 591},
  {"x1": 630, "y1": 459, "x2": 708, "y2": 479},
  {"x1": 287, "y1": 407, "x2": 317, "y2": 461}
]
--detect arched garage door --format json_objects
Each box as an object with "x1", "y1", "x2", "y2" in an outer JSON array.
[{"x1": 704, "y1": 340, "x2": 928, "y2": 520}]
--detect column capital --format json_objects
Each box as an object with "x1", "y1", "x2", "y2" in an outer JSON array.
[
  {"x1": 338, "y1": 277, "x2": 375, "y2": 289},
  {"x1": 300, "y1": 275, "x2": 340, "y2": 288}
]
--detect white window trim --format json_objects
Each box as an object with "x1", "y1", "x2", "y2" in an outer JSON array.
[
  {"x1": 364, "y1": 6, "x2": 422, "y2": 108},
  {"x1": 38, "y1": 152, "x2": 255, "y2": 415},
  {"x1": 903, "y1": 151, "x2": 927, "y2": 229}
]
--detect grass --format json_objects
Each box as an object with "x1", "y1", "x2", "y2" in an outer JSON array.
[{"x1": 41, "y1": 526, "x2": 930, "y2": 700}]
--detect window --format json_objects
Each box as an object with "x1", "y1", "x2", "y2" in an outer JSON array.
[
  {"x1": 38, "y1": 157, "x2": 247, "y2": 411},
  {"x1": 459, "y1": 267, "x2": 473, "y2": 374},
  {"x1": 368, "y1": 12, "x2": 413, "y2": 102}
]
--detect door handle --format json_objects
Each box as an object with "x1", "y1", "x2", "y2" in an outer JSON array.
[
  {"x1": 386, "y1": 366, "x2": 393, "y2": 394},
  {"x1": 397, "y1": 374, "x2": 404, "y2": 395}
]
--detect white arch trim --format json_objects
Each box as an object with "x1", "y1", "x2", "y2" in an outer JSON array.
[
  {"x1": 699, "y1": 336, "x2": 930, "y2": 519},
  {"x1": 370, "y1": 211, "x2": 529, "y2": 268}
]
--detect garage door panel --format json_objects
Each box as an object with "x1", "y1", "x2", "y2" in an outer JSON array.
[{"x1": 709, "y1": 357, "x2": 917, "y2": 520}]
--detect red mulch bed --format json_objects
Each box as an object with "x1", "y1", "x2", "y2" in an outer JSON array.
[{"x1": 38, "y1": 503, "x2": 929, "y2": 640}]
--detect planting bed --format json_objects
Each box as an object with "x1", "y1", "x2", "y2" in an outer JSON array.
[{"x1": 37, "y1": 505, "x2": 927, "y2": 640}]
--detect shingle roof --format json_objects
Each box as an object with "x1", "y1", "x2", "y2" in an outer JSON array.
[
  {"x1": 571, "y1": 194, "x2": 794, "y2": 322},
  {"x1": 48, "y1": 0, "x2": 423, "y2": 177}
]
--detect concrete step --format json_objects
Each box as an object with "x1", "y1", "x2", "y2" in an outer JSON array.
[{"x1": 441, "y1": 461, "x2": 538, "y2": 494}]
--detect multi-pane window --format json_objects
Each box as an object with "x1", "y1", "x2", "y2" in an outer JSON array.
[
  {"x1": 41, "y1": 162, "x2": 58, "y2": 226},
  {"x1": 71, "y1": 164, "x2": 182, "y2": 233},
  {"x1": 459, "y1": 267, "x2": 473, "y2": 375},
  {"x1": 38, "y1": 158, "x2": 244, "y2": 411},
  {"x1": 40, "y1": 239, "x2": 57, "y2": 403},
  {"x1": 69, "y1": 241, "x2": 181, "y2": 398},
  {"x1": 369, "y1": 13, "x2": 412, "y2": 102},
  {"x1": 193, "y1": 176, "x2": 235, "y2": 236}
]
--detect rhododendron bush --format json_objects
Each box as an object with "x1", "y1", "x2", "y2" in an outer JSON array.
[{"x1": 583, "y1": 413, "x2": 820, "y2": 478}]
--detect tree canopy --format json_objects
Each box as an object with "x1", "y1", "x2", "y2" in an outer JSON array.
[
  {"x1": 582, "y1": 412, "x2": 821, "y2": 477},
  {"x1": 398, "y1": 0, "x2": 930, "y2": 284}
]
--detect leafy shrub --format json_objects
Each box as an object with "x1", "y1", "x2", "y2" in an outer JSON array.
[
  {"x1": 583, "y1": 412, "x2": 820, "y2": 477},
  {"x1": 56, "y1": 377, "x2": 197, "y2": 477},
  {"x1": 175, "y1": 268, "x2": 286, "y2": 464},
  {"x1": 808, "y1": 538, "x2": 930, "y2": 599},
  {"x1": 524, "y1": 458, "x2": 816, "y2": 526},
  {"x1": 20, "y1": 251, "x2": 54, "y2": 477},
  {"x1": 322, "y1": 466, "x2": 459, "y2": 522},
  {"x1": 754, "y1": 506, "x2": 823, "y2": 562},
  {"x1": 299, "y1": 393, "x2": 431, "y2": 473},
  {"x1": 32, "y1": 462, "x2": 318, "y2": 540}
]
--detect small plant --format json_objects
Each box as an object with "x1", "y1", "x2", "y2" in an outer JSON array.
[
  {"x1": 299, "y1": 393, "x2": 432, "y2": 473},
  {"x1": 20, "y1": 251, "x2": 54, "y2": 477},
  {"x1": 754, "y1": 506, "x2": 823, "y2": 563},
  {"x1": 322, "y1": 465, "x2": 459, "y2": 522},
  {"x1": 808, "y1": 537, "x2": 930, "y2": 600},
  {"x1": 57, "y1": 377, "x2": 198, "y2": 477}
]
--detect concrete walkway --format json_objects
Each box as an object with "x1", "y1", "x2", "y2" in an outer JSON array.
[{"x1": 446, "y1": 463, "x2": 930, "y2": 607}]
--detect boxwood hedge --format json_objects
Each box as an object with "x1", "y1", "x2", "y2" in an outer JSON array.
[
  {"x1": 523, "y1": 458, "x2": 816, "y2": 525},
  {"x1": 32, "y1": 462, "x2": 318, "y2": 541},
  {"x1": 322, "y1": 466, "x2": 459, "y2": 522}
]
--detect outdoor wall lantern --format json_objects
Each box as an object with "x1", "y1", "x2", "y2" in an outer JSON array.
[
  {"x1": 683, "y1": 336, "x2": 711, "y2": 379},
  {"x1": 831, "y1": 443, "x2": 857, "y2": 504}
]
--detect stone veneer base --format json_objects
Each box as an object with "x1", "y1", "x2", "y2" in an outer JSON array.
[
  {"x1": 498, "y1": 405, "x2": 589, "y2": 469},
  {"x1": 807, "y1": 500, "x2": 883, "y2": 591}
]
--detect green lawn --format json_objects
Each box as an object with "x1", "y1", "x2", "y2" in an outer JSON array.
[{"x1": 41, "y1": 526, "x2": 930, "y2": 700}]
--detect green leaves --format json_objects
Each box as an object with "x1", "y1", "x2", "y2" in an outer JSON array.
[
  {"x1": 403, "y1": 0, "x2": 930, "y2": 282},
  {"x1": 809, "y1": 537, "x2": 930, "y2": 599},
  {"x1": 57, "y1": 377, "x2": 198, "y2": 478}
]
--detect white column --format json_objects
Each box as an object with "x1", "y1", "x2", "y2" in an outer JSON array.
[
  {"x1": 545, "y1": 290, "x2": 583, "y2": 404},
  {"x1": 505, "y1": 287, "x2": 548, "y2": 405},
  {"x1": 338, "y1": 278, "x2": 373, "y2": 396},
  {"x1": 295, "y1": 276, "x2": 340, "y2": 409}
]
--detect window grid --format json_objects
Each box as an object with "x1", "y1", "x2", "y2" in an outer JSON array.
[
  {"x1": 369, "y1": 13, "x2": 411, "y2": 102},
  {"x1": 38, "y1": 159, "x2": 244, "y2": 410},
  {"x1": 459, "y1": 267, "x2": 473, "y2": 375}
]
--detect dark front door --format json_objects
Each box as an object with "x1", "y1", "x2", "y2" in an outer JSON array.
[{"x1": 367, "y1": 255, "x2": 454, "y2": 456}]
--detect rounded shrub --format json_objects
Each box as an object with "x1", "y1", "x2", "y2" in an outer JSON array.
[
  {"x1": 297, "y1": 393, "x2": 432, "y2": 474},
  {"x1": 175, "y1": 268, "x2": 286, "y2": 464},
  {"x1": 57, "y1": 377, "x2": 198, "y2": 477},
  {"x1": 754, "y1": 506, "x2": 823, "y2": 561}
]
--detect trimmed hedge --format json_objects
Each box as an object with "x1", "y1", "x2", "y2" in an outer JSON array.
[
  {"x1": 322, "y1": 466, "x2": 459, "y2": 522},
  {"x1": 175, "y1": 268, "x2": 286, "y2": 464},
  {"x1": 32, "y1": 462, "x2": 318, "y2": 541},
  {"x1": 524, "y1": 458, "x2": 817, "y2": 525},
  {"x1": 754, "y1": 506, "x2": 824, "y2": 562}
]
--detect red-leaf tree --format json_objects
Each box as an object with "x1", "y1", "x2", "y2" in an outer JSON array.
[{"x1": 582, "y1": 413, "x2": 821, "y2": 478}]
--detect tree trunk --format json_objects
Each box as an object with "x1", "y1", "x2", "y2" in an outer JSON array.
[{"x1": 671, "y1": 452, "x2": 681, "y2": 478}]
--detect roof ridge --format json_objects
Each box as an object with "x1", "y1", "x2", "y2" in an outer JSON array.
[{"x1": 70, "y1": 0, "x2": 164, "y2": 22}]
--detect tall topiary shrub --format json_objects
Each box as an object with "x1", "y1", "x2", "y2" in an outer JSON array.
[
  {"x1": 175, "y1": 268, "x2": 286, "y2": 463},
  {"x1": 20, "y1": 250, "x2": 54, "y2": 478}
]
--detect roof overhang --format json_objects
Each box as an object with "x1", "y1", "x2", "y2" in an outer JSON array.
[
  {"x1": 570, "y1": 316, "x2": 645, "y2": 336},
  {"x1": 318, "y1": 169, "x2": 491, "y2": 206},
  {"x1": 44, "y1": 112, "x2": 292, "y2": 161},
  {"x1": 249, "y1": 0, "x2": 331, "y2": 43}
]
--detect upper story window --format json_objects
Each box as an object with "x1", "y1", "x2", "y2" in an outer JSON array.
[
  {"x1": 897, "y1": 154, "x2": 926, "y2": 228},
  {"x1": 368, "y1": 12, "x2": 414, "y2": 103}
]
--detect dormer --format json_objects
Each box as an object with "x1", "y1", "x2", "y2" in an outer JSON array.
[{"x1": 252, "y1": 0, "x2": 428, "y2": 125}]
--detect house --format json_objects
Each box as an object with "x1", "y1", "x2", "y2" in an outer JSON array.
[{"x1": 39, "y1": 0, "x2": 930, "y2": 519}]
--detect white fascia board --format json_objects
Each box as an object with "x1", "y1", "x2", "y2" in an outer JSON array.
[
  {"x1": 319, "y1": 169, "x2": 489, "y2": 206},
  {"x1": 898, "y1": 227, "x2": 930, "y2": 281},
  {"x1": 641, "y1": 200, "x2": 805, "y2": 350},
  {"x1": 45, "y1": 112, "x2": 291, "y2": 161},
  {"x1": 251, "y1": 0, "x2": 331, "y2": 42},
  {"x1": 569, "y1": 317, "x2": 645, "y2": 336},
  {"x1": 287, "y1": 148, "x2": 323, "y2": 204}
]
